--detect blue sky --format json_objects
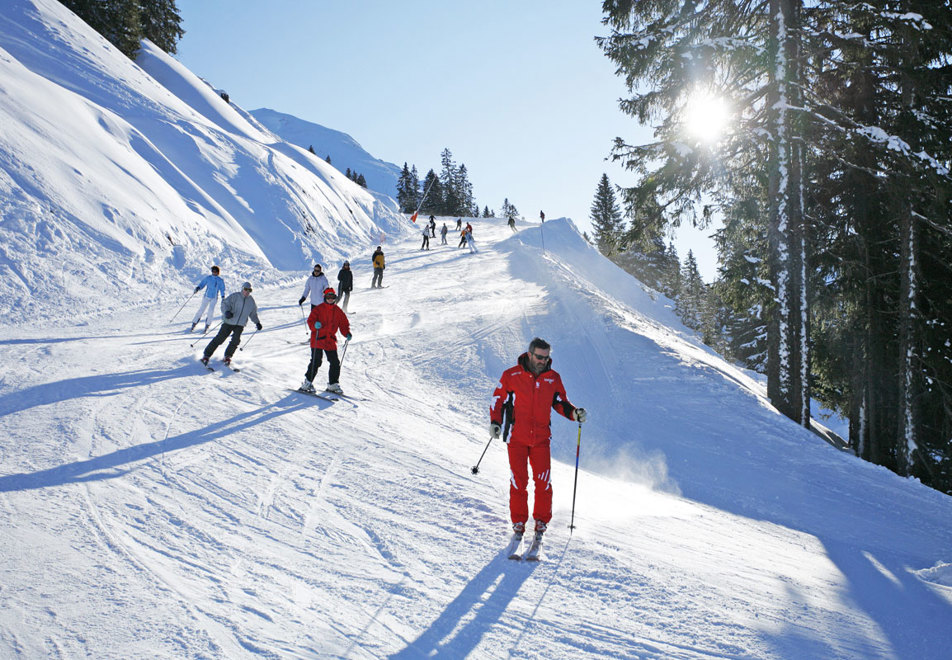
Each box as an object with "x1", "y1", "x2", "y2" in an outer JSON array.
[{"x1": 174, "y1": 1, "x2": 718, "y2": 280}]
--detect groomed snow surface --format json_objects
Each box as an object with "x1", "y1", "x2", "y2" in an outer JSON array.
[
  {"x1": 2, "y1": 218, "x2": 952, "y2": 659},
  {"x1": 2, "y1": 0, "x2": 952, "y2": 657}
]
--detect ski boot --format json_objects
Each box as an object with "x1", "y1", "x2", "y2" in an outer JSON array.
[
  {"x1": 525, "y1": 521, "x2": 546, "y2": 561},
  {"x1": 190, "y1": 322, "x2": 197, "y2": 332},
  {"x1": 300, "y1": 379, "x2": 315, "y2": 394},
  {"x1": 507, "y1": 522, "x2": 525, "y2": 560},
  {"x1": 325, "y1": 382, "x2": 343, "y2": 395}
]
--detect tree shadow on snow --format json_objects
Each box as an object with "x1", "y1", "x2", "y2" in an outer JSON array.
[
  {"x1": 388, "y1": 551, "x2": 537, "y2": 659},
  {"x1": 0, "y1": 395, "x2": 312, "y2": 493}
]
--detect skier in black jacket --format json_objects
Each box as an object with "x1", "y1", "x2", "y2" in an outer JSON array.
[{"x1": 337, "y1": 261, "x2": 354, "y2": 312}]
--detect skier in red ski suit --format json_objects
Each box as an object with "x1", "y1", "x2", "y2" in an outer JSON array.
[
  {"x1": 489, "y1": 338, "x2": 586, "y2": 535},
  {"x1": 300, "y1": 288, "x2": 351, "y2": 395}
]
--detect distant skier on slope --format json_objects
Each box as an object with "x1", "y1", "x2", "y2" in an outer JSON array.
[
  {"x1": 466, "y1": 226, "x2": 478, "y2": 253},
  {"x1": 299, "y1": 264, "x2": 330, "y2": 309},
  {"x1": 421, "y1": 226, "x2": 431, "y2": 251},
  {"x1": 190, "y1": 265, "x2": 225, "y2": 333},
  {"x1": 440, "y1": 223, "x2": 448, "y2": 245},
  {"x1": 489, "y1": 338, "x2": 586, "y2": 554},
  {"x1": 201, "y1": 281, "x2": 261, "y2": 367},
  {"x1": 429, "y1": 216, "x2": 436, "y2": 238},
  {"x1": 507, "y1": 216, "x2": 516, "y2": 232},
  {"x1": 337, "y1": 261, "x2": 353, "y2": 312},
  {"x1": 371, "y1": 246, "x2": 385, "y2": 288},
  {"x1": 539, "y1": 210, "x2": 545, "y2": 223},
  {"x1": 300, "y1": 287, "x2": 351, "y2": 395}
]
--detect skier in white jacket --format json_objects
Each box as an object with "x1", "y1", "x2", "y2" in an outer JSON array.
[{"x1": 298, "y1": 264, "x2": 330, "y2": 309}]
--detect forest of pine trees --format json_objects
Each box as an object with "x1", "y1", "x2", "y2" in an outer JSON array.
[
  {"x1": 598, "y1": 1, "x2": 952, "y2": 493},
  {"x1": 61, "y1": 0, "x2": 184, "y2": 58},
  {"x1": 396, "y1": 148, "x2": 512, "y2": 219}
]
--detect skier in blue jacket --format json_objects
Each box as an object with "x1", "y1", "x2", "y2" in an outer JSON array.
[{"x1": 191, "y1": 265, "x2": 225, "y2": 332}]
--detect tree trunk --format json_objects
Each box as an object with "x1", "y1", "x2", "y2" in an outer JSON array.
[{"x1": 766, "y1": 0, "x2": 807, "y2": 426}]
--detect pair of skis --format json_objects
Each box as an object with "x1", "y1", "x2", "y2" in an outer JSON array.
[
  {"x1": 201, "y1": 359, "x2": 240, "y2": 372},
  {"x1": 292, "y1": 388, "x2": 363, "y2": 403},
  {"x1": 505, "y1": 532, "x2": 543, "y2": 562}
]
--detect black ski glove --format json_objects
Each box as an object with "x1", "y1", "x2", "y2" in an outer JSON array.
[
  {"x1": 224, "y1": 311, "x2": 233, "y2": 319},
  {"x1": 298, "y1": 297, "x2": 306, "y2": 306},
  {"x1": 256, "y1": 322, "x2": 263, "y2": 331},
  {"x1": 194, "y1": 286, "x2": 200, "y2": 293}
]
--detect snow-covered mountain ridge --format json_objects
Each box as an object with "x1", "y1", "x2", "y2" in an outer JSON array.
[
  {"x1": 0, "y1": 0, "x2": 410, "y2": 326},
  {"x1": 2, "y1": 1, "x2": 952, "y2": 658},
  {"x1": 251, "y1": 107, "x2": 402, "y2": 199}
]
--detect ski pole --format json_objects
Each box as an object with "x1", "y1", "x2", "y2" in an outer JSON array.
[
  {"x1": 568, "y1": 422, "x2": 582, "y2": 532},
  {"x1": 239, "y1": 327, "x2": 260, "y2": 351},
  {"x1": 471, "y1": 433, "x2": 494, "y2": 475},
  {"x1": 171, "y1": 290, "x2": 197, "y2": 322},
  {"x1": 338, "y1": 337, "x2": 351, "y2": 369},
  {"x1": 189, "y1": 321, "x2": 220, "y2": 348},
  {"x1": 300, "y1": 304, "x2": 309, "y2": 335}
]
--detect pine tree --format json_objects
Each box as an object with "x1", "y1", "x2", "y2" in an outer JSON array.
[
  {"x1": 419, "y1": 170, "x2": 443, "y2": 215},
  {"x1": 61, "y1": 0, "x2": 184, "y2": 59},
  {"x1": 500, "y1": 198, "x2": 519, "y2": 220},
  {"x1": 599, "y1": 0, "x2": 810, "y2": 427},
  {"x1": 396, "y1": 163, "x2": 418, "y2": 213},
  {"x1": 590, "y1": 174, "x2": 625, "y2": 257},
  {"x1": 138, "y1": 0, "x2": 184, "y2": 54},
  {"x1": 676, "y1": 251, "x2": 706, "y2": 330}
]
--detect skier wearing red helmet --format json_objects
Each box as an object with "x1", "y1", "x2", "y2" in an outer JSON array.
[{"x1": 300, "y1": 288, "x2": 351, "y2": 395}]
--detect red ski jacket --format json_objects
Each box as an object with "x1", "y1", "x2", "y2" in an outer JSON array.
[
  {"x1": 490, "y1": 353, "x2": 576, "y2": 447},
  {"x1": 307, "y1": 302, "x2": 350, "y2": 350}
]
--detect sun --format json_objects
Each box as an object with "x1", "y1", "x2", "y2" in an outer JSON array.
[{"x1": 683, "y1": 92, "x2": 731, "y2": 144}]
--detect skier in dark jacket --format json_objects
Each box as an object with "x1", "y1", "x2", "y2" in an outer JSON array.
[
  {"x1": 337, "y1": 261, "x2": 354, "y2": 312},
  {"x1": 371, "y1": 247, "x2": 385, "y2": 288}
]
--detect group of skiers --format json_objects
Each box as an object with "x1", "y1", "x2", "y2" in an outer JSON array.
[
  {"x1": 184, "y1": 218, "x2": 587, "y2": 552},
  {"x1": 419, "y1": 216, "x2": 485, "y2": 253},
  {"x1": 188, "y1": 249, "x2": 380, "y2": 392}
]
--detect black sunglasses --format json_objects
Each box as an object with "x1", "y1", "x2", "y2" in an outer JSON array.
[{"x1": 529, "y1": 352, "x2": 549, "y2": 360}]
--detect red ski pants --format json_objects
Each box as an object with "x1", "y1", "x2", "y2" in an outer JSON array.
[{"x1": 507, "y1": 442, "x2": 552, "y2": 525}]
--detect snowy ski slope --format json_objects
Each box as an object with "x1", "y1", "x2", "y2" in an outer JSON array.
[{"x1": 2, "y1": 218, "x2": 952, "y2": 658}]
